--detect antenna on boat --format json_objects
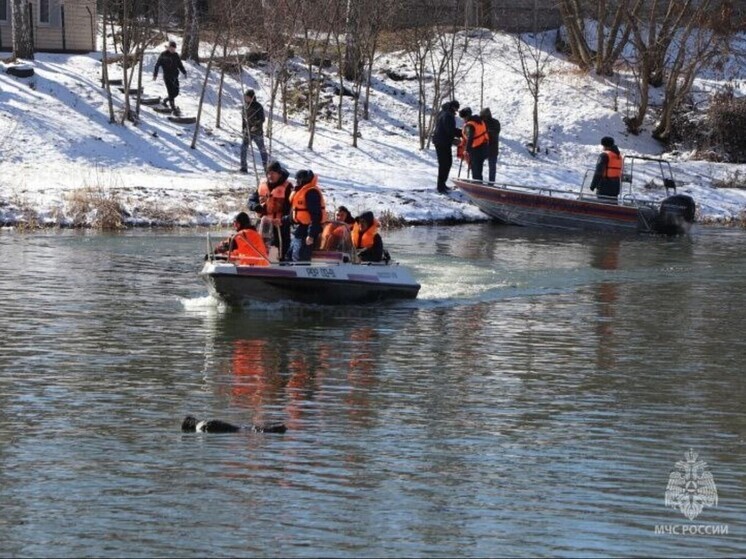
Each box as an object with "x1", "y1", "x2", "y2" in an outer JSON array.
[{"x1": 206, "y1": 231, "x2": 212, "y2": 259}]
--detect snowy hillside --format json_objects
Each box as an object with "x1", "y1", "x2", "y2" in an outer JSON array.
[{"x1": 1, "y1": 29, "x2": 746, "y2": 227}]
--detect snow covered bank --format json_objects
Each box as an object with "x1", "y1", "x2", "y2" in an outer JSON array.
[{"x1": 1, "y1": 30, "x2": 746, "y2": 228}]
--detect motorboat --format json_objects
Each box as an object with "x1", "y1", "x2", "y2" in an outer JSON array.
[
  {"x1": 200, "y1": 223, "x2": 421, "y2": 305},
  {"x1": 454, "y1": 156, "x2": 696, "y2": 235}
]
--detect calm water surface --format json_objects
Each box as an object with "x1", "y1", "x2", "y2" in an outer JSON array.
[{"x1": 0, "y1": 224, "x2": 744, "y2": 557}]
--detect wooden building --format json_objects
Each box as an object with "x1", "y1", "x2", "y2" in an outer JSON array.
[{"x1": 0, "y1": 0, "x2": 97, "y2": 53}]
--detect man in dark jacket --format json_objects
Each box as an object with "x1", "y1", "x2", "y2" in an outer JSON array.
[
  {"x1": 590, "y1": 136, "x2": 623, "y2": 202},
  {"x1": 240, "y1": 89, "x2": 269, "y2": 173},
  {"x1": 432, "y1": 100, "x2": 461, "y2": 193},
  {"x1": 284, "y1": 170, "x2": 325, "y2": 262},
  {"x1": 480, "y1": 107, "x2": 501, "y2": 183},
  {"x1": 153, "y1": 41, "x2": 187, "y2": 112},
  {"x1": 459, "y1": 107, "x2": 489, "y2": 181}
]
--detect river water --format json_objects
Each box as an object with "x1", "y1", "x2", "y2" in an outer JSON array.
[{"x1": 0, "y1": 224, "x2": 743, "y2": 557}]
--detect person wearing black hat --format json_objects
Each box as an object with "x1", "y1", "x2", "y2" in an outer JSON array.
[
  {"x1": 248, "y1": 160, "x2": 293, "y2": 258},
  {"x1": 240, "y1": 89, "x2": 269, "y2": 173},
  {"x1": 590, "y1": 136, "x2": 623, "y2": 202},
  {"x1": 153, "y1": 41, "x2": 187, "y2": 113},
  {"x1": 214, "y1": 211, "x2": 254, "y2": 254},
  {"x1": 479, "y1": 107, "x2": 501, "y2": 183},
  {"x1": 431, "y1": 100, "x2": 462, "y2": 193},
  {"x1": 283, "y1": 170, "x2": 326, "y2": 262},
  {"x1": 458, "y1": 107, "x2": 489, "y2": 181}
]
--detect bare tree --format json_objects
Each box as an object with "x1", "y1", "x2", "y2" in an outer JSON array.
[
  {"x1": 101, "y1": 0, "x2": 117, "y2": 123},
  {"x1": 510, "y1": 1, "x2": 551, "y2": 156},
  {"x1": 402, "y1": 0, "x2": 469, "y2": 150},
  {"x1": 191, "y1": 38, "x2": 222, "y2": 149},
  {"x1": 11, "y1": 0, "x2": 34, "y2": 60},
  {"x1": 182, "y1": 0, "x2": 201, "y2": 63},
  {"x1": 624, "y1": 0, "x2": 733, "y2": 136},
  {"x1": 558, "y1": 0, "x2": 637, "y2": 75},
  {"x1": 296, "y1": 0, "x2": 337, "y2": 150}
]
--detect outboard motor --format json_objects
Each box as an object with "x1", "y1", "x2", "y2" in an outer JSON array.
[{"x1": 654, "y1": 194, "x2": 696, "y2": 235}]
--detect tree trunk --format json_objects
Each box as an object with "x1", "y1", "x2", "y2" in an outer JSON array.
[
  {"x1": 216, "y1": 43, "x2": 228, "y2": 129},
  {"x1": 11, "y1": 0, "x2": 34, "y2": 60},
  {"x1": 186, "y1": 0, "x2": 201, "y2": 63},
  {"x1": 101, "y1": 0, "x2": 116, "y2": 124},
  {"x1": 343, "y1": 0, "x2": 361, "y2": 81},
  {"x1": 191, "y1": 39, "x2": 221, "y2": 149}
]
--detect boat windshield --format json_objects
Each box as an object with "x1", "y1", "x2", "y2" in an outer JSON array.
[{"x1": 318, "y1": 221, "x2": 357, "y2": 262}]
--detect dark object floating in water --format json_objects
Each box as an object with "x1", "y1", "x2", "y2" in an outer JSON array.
[
  {"x1": 104, "y1": 78, "x2": 123, "y2": 86},
  {"x1": 118, "y1": 86, "x2": 143, "y2": 95},
  {"x1": 168, "y1": 115, "x2": 197, "y2": 125},
  {"x1": 152, "y1": 105, "x2": 173, "y2": 114},
  {"x1": 181, "y1": 415, "x2": 287, "y2": 434},
  {"x1": 6, "y1": 65, "x2": 34, "y2": 78}
]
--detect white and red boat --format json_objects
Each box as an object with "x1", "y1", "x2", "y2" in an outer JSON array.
[{"x1": 200, "y1": 226, "x2": 420, "y2": 305}]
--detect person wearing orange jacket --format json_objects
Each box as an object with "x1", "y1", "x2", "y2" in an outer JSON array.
[
  {"x1": 249, "y1": 160, "x2": 293, "y2": 258},
  {"x1": 351, "y1": 211, "x2": 384, "y2": 262},
  {"x1": 215, "y1": 211, "x2": 269, "y2": 265},
  {"x1": 284, "y1": 169, "x2": 326, "y2": 262},
  {"x1": 458, "y1": 107, "x2": 489, "y2": 181},
  {"x1": 590, "y1": 136, "x2": 623, "y2": 202}
]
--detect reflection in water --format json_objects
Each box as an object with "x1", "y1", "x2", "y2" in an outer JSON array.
[
  {"x1": 590, "y1": 239, "x2": 621, "y2": 371},
  {"x1": 0, "y1": 227, "x2": 744, "y2": 557}
]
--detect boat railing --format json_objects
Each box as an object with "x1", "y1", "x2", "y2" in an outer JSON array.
[{"x1": 461, "y1": 175, "x2": 663, "y2": 209}]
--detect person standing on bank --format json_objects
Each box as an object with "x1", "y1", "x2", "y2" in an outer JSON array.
[
  {"x1": 240, "y1": 89, "x2": 269, "y2": 173},
  {"x1": 432, "y1": 100, "x2": 461, "y2": 194},
  {"x1": 480, "y1": 107, "x2": 501, "y2": 183},
  {"x1": 284, "y1": 170, "x2": 326, "y2": 262},
  {"x1": 590, "y1": 136, "x2": 623, "y2": 203},
  {"x1": 459, "y1": 107, "x2": 489, "y2": 181},
  {"x1": 153, "y1": 41, "x2": 187, "y2": 114}
]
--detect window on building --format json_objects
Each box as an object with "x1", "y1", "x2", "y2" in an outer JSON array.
[
  {"x1": 39, "y1": 0, "x2": 50, "y2": 24},
  {"x1": 0, "y1": 0, "x2": 8, "y2": 23}
]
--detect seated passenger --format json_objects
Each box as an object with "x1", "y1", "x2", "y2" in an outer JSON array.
[
  {"x1": 320, "y1": 206, "x2": 356, "y2": 251},
  {"x1": 351, "y1": 211, "x2": 385, "y2": 263},
  {"x1": 215, "y1": 211, "x2": 269, "y2": 265}
]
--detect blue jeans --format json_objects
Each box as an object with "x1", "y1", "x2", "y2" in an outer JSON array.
[
  {"x1": 287, "y1": 236, "x2": 312, "y2": 262},
  {"x1": 240, "y1": 133, "x2": 268, "y2": 170}
]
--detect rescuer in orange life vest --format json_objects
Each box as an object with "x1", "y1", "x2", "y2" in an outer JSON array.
[
  {"x1": 283, "y1": 169, "x2": 326, "y2": 262},
  {"x1": 248, "y1": 160, "x2": 293, "y2": 258},
  {"x1": 590, "y1": 136, "x2": 623, "y2": 202},
  {"x1": 214, "y1": 211, "x2": 269, "y2": 265},
  {"x1": 351, "y1": 211, "x2": 385, "y2": 263},
  {"x1": 320, "y1": 206, "x2": 356, "y2": 251},
  {"x1": 458, "y1": 107, "x2": 489, "y2": 181}
]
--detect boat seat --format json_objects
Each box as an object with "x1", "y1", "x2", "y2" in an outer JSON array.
[{"x1": 311, "y1": 250, "x2": 351, "y2": 263}]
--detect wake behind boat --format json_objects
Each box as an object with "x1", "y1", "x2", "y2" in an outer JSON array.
[
  {"x1": 455, "y1": 156, "x2": 696, "y2": 235},
  {"x1": 200, "y1": 225, "x2": 420, "y2": 305}
]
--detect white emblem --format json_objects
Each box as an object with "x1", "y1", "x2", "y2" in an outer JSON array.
[{"x1": 665, "y1": 449, "x2": 718, "y2": 520}]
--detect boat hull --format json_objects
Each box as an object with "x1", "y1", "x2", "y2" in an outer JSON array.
[
  {"x1": 455, "y1": 179, "x2": 653, "y2": 233},
  {"x1": 200, "y1": 260, "x2": 421, "y2": 305}
]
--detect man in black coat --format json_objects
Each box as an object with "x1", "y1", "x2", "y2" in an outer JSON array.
[
  {"x1": 153, "y1": 41, "x2": 187, "y2": 112},
  {"x1": 590, "y1": 136, "x2": 623, "y2": 202},
  {"x1": 240, "y1": 89, "x2": 269, "y2": 173},
  {"x1": 480, "y1": 107, "x2": 501, "y2": 183},
  {"x1": 432, "y1": 100, "x2": 461, "y2": 193}
]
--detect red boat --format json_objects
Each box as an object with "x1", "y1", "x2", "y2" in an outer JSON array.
[{"x1": 454, "y1": 156, "x2": 695, "y2": 235}]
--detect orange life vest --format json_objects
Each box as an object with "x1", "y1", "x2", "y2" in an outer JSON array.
[
  {"x1": 257, "y1": 179, "x2": 290, "y2": 220},
  {"x1": 462, "y1": 119, "x2": 489, "y2": 150},
  {"x1": 290, "y1": 175, "x2": 327, "y2": 225},
  {"x1": 321, "y1": 221, "x2": 352, "y2": 251},
  {"x1": 227, "y1": 229, "x2": 269, "y2": 266},
  {"x1": 351, "y1": 219, "x2": 380, "y2": 249},
  {"x1": 603, "y1": 149, "x2": 622, "y2": 179}
]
